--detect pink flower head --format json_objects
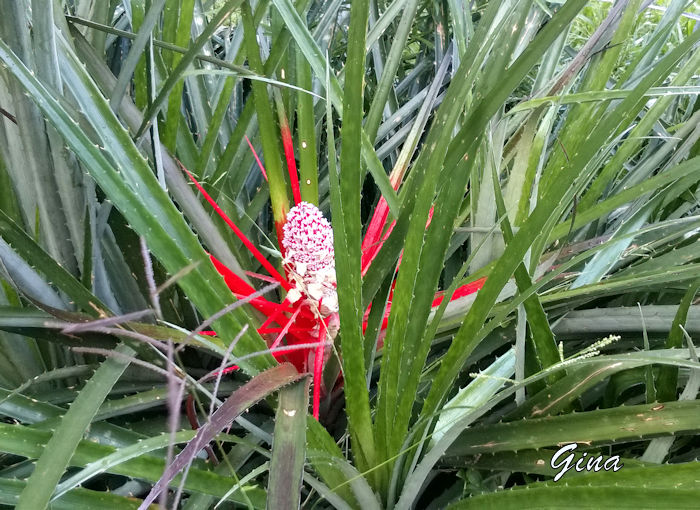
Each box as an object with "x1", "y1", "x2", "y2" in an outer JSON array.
[
  {"x1": 282, "y1": 202, "x2": 335, "y2": 272},
  {"x1": 282, "y1": 202, "x2": 337, "y2": 316}
]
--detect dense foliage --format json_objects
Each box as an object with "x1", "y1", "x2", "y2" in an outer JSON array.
[{"x1": 0, "y1": 0, "x2": 699, "y2": 508}]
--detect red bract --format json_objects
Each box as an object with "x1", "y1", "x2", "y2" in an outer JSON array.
[{"x1": 185, "y1": 136, "x2": 485, "y2": 420}]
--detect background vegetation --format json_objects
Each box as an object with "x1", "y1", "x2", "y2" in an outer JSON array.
[{"x1": 0, "y1": 0, "x2": 699, "y2": 508}]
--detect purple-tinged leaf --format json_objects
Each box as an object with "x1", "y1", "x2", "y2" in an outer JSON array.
[{"x1": 139, "y1": 363, "x2": 304, "y2": 509}]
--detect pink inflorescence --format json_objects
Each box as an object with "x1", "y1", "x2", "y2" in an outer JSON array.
[{"x1": 282, "y1": 202, "x2": 335, "y2": 273}]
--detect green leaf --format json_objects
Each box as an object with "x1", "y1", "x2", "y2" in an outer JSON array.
[
  {"x1": 489, "y1": 157, "x2": 561, "y2": 381},
  {"x1": 0, "y1": 238, "x2": 67, "y2": 311},
  {"x1": 161, "y1": 0, "x2": 195, "y2": 150},
  {"x1": 0, "y1": 209, "x2": 107, "y2": 315},
  {"x1": 306, "y1": 418, "x2": 360, "y2": 509},
  {"x1": 0, "y1": 478, "x2": 142, "y2": 510},
  {"x1": 656, "y1": 281, "x2": 700, "y2": 402},
  {"x1": 334, "y1": 0, "x2": 376, "y2": 478},
  {"x1": 30, "y1": 1, "x2": 87, "y2": 270},
  {"x1": 240, "y1": 1, "x2": 290, "y2": 230},
  {"x1": 448, "y1": 486, "x2": 699, "y2": 509},
  {"x1": 541, "y1": 263, "x2": 700, "y2": 304},
  {"x1": 447, "y1": 449, "x2": 649, "y2": 477},
  {"x1": 296, "y1": 48, "x2": 318, "y2": 204},
  {"x1": 110, "y1": 0, "x2": 166, "y2": 110},
  {"x1": 53, "y1": 429, "x2": 199, "y2": 499},
  {"x1": 0, "y1": 3, "x2": 78, "y2": 274},
  {"x1": 548, "y1": 156, "x2": 700, "y2": 242},
  {"x1": 267, "y1": 378, "x2": 309, "y2": 510},
  {"x1": 0, "y1": 421, "x2": 266, "y2": 508},
  {"x1": 446, "y1": 400, "x2": 700, "y2": 456},
  {"x1": 431, "y1": 349, "x2": 515, "y2": 446},
  {"x1": 16, "y1": 343, "x2": 133, "y2": 510},
  {"x1": 508, "y1": 86, "x2": 700, "y2": 115},
  {"x1": 510, "y1": 358, "x2": 656, "y2": 419}
]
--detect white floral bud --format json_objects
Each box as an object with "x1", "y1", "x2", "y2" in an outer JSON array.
[{"x1": 286, "y1": 288, "x2": 302, "y2": 304}]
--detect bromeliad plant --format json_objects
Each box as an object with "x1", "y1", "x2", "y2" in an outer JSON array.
[
  {"x1": 0, "y1": 0, "x2": 700, "y2": 509},
  {"x1": 184, "y1": 142, "x2": 484, "y2": 420}
]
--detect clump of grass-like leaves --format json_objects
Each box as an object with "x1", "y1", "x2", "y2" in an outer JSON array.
[{"x1": 0, "y1": 0, "x2": 699, "y2": 508}]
